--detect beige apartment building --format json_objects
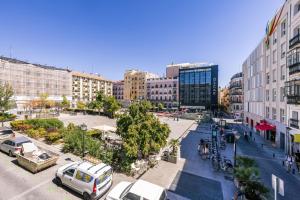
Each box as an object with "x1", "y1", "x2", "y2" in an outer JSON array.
[
  {"x1": 0, "y1": 56, "x2": 72, "y2": 110},
  {"x1": 229, "y1": 72, "x2": 243, "y2": 119},
  {"x1": 71, "y1": 71, "x2": 112, "y2": 105},
  {"x1": 124, "y1": 70, "x2": 158, "y2": 101}
]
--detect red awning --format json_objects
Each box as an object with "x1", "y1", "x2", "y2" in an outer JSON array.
[{"x1": 255, "y1": 120, "x2": 276, "y2": 131}]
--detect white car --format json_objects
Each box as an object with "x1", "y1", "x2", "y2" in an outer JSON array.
[
  {"x1": 55, "y1": 161, "x2": 113, "y2": 200},
  {"x1": 106, "y1": 180, "x2": 167, "y2": 200}
]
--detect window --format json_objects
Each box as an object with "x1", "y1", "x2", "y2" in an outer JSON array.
[
  {"x1": 273, "y1": 50, "x2": 277, "y2": 63},
  {"x1": 273, "y1": 31, "x2": 277, "y2": 44},
  {"x1": 280, "y1": 109, "x2": 285, "y2": 123},
  {"x1": 266, "y1": 55, "x2": 270, "y2": 68},
  {"x1": 64, "y1": 168, "x2": 75, "y2": 177},
  {"x1": 123, "y1": 193, "x2": 140, "y2": 200},
  {"x1": 266, "y1": 107, "x2": 270, "y2": 119},
  {"x1": 280, "y1": 87, "x2": 284, "y2": 102},
  {"x1": 281, "y1": 65, "x2": 285, "y2": 80},
  {"x1": 272, "y1": 69, "x2": 276, "y2": 82},
  {"x1": 75, "y1": 170, "x2": 93, "y2": 183},
  {"x1": 294, "y1": 2, "x2": 300, "y2": 16},
  {"x1": 281, "y1": 42, "x2": 286, "y2": 58},
  {"x1": 266, "y1": 73, "x2": 270, "y2": 84},
  {"x1": 272, "y1": 88, "x2": 276, "y2": 101},
  {"x1": 292, "y1": 111, "x2": 299, "y2": 120},
  {"x1": 281, "y1": 20, "x2": 286, "y2": 37},
  {"x1": 272, "y1": 108, "x2": 277, "y2": 120},
  {"x1": 266, "y1": 90, "x2": 269, "y2": 101}
]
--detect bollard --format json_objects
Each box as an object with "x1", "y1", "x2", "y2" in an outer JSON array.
[
  {"x1": 282, "y1": 160, "x2": 285, "y2": 166},
  {"x1": 261, "y1": 144, "x2": 264, "y2": 148},
  {"x1": 273, "y1": 153, "x2": 275, "y2": 158},
  {"x1": 293, "y1": 168, "x2": 296, "y2": 174}
]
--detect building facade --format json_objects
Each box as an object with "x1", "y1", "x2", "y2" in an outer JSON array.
[
  {"x1": 229, "y1": 72, "x2": 243, "y2": 119},
  {"x1": 113, "y1": 80, "x2": 124, "y2": 101},
  {"x1": 146, "y1": 77, "x2": 178, "y2": 108},
  {"x1": 123, "y1": 70, "x2": 159, "y2": 101},
  {"x1": 71, "y1": 71, "x2": 112, "y2": 105},
  {"x1": 219, "y1": 87, "x2": 230, "y2": 112},
  {"x1": 179, "y1": 64, "x2": 218, "y2": 110},
  {"x1": 0, "y1": 56, "x2": 72, "y2": 110}
]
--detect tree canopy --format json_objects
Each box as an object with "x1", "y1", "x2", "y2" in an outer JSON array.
[
  {"x1": 117, "y1": 101, "x2": 170, "y2": 159},
  {"x1": 61, "y1": 95, "x2": 70, "y2": 109},
  {"x1": 0, "y1": 83, "x2": 14, "y2": 112}
]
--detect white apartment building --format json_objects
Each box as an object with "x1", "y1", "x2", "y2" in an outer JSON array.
[
  {"x1": 0, "y1": 56, "x2": 72, "y2": 110},
  {"x1": 244, "y1": 0, "x2": 300, "y2": 153},
  {"x1": 146, "y1": 77, "x2": 178, "y2": 108},
  {"x1": 72, "y1": 71, "x2": 112, "y2": 105}
]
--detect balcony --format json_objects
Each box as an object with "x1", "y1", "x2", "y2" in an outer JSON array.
[
  {"x1": 290, "y1": 33, "x2": 300, "y2": 49},
  {"x1": 287, "y1": 50, "x2": 300, "y2": 75},
  {"x1": 290, "y1": 118, "x2": 299, "y2": 129},
  {"x1": 285, "y1": 80, "x2": 300, "y2": 104}
]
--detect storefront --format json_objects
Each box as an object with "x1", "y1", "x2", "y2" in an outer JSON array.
[
  {"x1": 255, "y1": 120, "x2": 276, "y2": 143},
  {"x1": 288, "y1": 129, "x2": 300, "y2": 155}
]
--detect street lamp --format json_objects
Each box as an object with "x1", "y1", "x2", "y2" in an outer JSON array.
[
  {"x1": 80, "y1": 123, "x2": 88, "y2": 158},
  {"x1": 233, "y1": 131, "x2": 240, "y2": 167}
]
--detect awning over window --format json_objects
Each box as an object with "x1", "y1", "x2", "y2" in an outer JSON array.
[{"x1": 255, "y1": 120, "x2": 276, "y2": 131}]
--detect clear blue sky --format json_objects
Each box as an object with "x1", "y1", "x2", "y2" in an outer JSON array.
[{"x1": 0, "y1": 0, "x2": 283, "y2": 86}]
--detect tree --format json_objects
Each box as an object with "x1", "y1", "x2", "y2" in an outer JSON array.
[
  {"x1": 88, "y1": 92, "x2": 105, "y2": 114},
  {"x1": 169, "y1": 139, "x2": 179, "y2": 155},
  {"x1": 61, "y1": 95, "x2": 70, "y2": 109},
  {"x1": 234, "y1": 156, "x2": 269, "y2": 200},
  {"x1": 76, "y1": 101, "x2": 86, "y2": 110},
  {"x1": 117, "y1": 101, "x2": 170, "y2": 159},
  {"x1": 38, "y1": 93, "x2": 49, "y2": 112},
  {"x1": 158, "y1": 103, "x2": 164, "y2": 111},
  {"x1": 103, "y1": 96, "x2": 121, "y2": 118},
  {"x1": 0, "y1": 83, "x2": 14, "y2": 127}
]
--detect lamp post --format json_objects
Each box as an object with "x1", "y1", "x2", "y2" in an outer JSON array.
[
  {"x1": 233, "y1": 131, "x2": 240, "y2": 167},
  {"x1": 80, "y1": 123, "x2": 87, "y2": 158}
]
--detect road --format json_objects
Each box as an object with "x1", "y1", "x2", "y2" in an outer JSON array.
[{"x1": 233, "y1": 124, "x2": 300, "y2": 200}]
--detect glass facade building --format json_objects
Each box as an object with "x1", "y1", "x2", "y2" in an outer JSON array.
[{"x1": 179, "y1": 65, "x2": 218, "y2": 110}]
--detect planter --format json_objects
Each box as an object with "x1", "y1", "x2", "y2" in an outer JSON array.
[{"x1": 168, "y1": 155, "x2": 177, "y2": 164}]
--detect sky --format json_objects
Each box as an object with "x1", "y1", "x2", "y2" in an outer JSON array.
[{"x1": 0, "y1": 0, "x2": 284, "y2": 86}]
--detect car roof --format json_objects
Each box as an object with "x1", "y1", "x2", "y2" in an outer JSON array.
[
  {"x1": 75, "y1": 161, "x2": 111, "y2": 176},
  {"x1": 11, "y1": 136, "x2": 31, "y2": 143},
  {"x1": 0, "y1": 127, "x2": 12, "y2": 131},
  {"x1": 129, "y1": 180, "x2": 164, "y2": 200}
]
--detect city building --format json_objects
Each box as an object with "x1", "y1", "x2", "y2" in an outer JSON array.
[
  {"x1": 179, "y1": 64, "x2": 218, "y2": 110},
  {"x1": 219, "y1": 87, "x2": 230, "y2": 112},
  {"x1": 146, "y1": 77, "x2": 178, "y2": 108},
  {"x1": 123, "y1": 70, "x2": 159, "y2": 101},
  {"x1": 0, "y1": 56, "x2": 72, "y2": 110},
  {"x1": 229, "y1": 72, "x2": 243, "y2": 119},
  {"x1": 71, "y1": 71, "x2": 112, "y2": 105},
  {"x1": 113, "y1": 80, "x2": 124, "y2": 101}
]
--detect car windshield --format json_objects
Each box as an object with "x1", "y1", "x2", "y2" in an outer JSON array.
[
  {"x1": 96, "y1": 168, "x2": 112, "y2": 185},
  {"x1": 16, "y1": 141, "x2": 31, "y2": 147},
  {"x1": 120, "y1": 183, "x2": 134, "y2": 198},
  {"x1": 0, "y1": 130, "x2": 13, "y2": 135}
]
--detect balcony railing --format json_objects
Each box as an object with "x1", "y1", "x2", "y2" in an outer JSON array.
[
  {"x1": 290, "y1": 118, "x2": 299, "y2": 129},
  {"x1": 285, "y1": 80, "x2": 300, "y2": 104},
  {"x1": 287, "y1": 50, "x2": 300, "y2": 75},
  {"x1": 290, "y1": 33, "x2": 300, "y2": 49}
]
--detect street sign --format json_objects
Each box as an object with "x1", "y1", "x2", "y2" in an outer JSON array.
[{"x1": 272, "y1": 174, "x2": 284, "y2": 200}]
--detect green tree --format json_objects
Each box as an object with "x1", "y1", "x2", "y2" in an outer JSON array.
[
  {"x1": 103, "y1": 96, "x2": 121, "y2": 118},
  {"x1": 117, "y1": 101, "x2": 170, "y2": 159},
  {"x1": 158, "y1": 103, "x2": 164, "y2": 111},
  {"x1": 76, "y1": 101, "x2": 86, "y2": 110},
  {"x1": 61, "y1": 95, "x2": 70, "y2": 109},
  {"x1": 234, "y1": 156, "x2": 269, "y2": 200},
  {"x1": 0, "y1": 83, "x2": 14, "y2": 127},
  {"x1": 169, "y1": 139, "x2": 179, "y2": 155},
  {"x1": 88, "y1": 91, "x2": 105, "y2": 115}
]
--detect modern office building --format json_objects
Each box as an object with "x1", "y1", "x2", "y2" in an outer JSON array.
[
  {"x1": 179, "y1": 64, "x2": 218, "y2": 110},
  {"x1": 146, "y1": 77, "x2": 178, "y2": 108},
  {"x1": 113, "y1": 80, "x2": 124, "y2": 101},
  {"x1": 229, "y1": 72, "x2": 243, "y2": 119},
  {"x1": 123, "y1": 70, "x2": 159, "y2": 101},
  {"x1": 0, "y1": 56, "x2": 72, "y2": 110},
  {"x1": 71, "y1": 71, "x2": 112, "y2": 105}
]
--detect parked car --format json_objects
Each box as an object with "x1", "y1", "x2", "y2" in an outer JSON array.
[
  {"x1": 106, "y1": 179, "x2": 167, "y2": 200},
  {"x1": 55, "y1": 161, "x2": 113, "y2": 200},
  {"x1": 0, "y1": 127, "x2": 15, "y2": 141},
  {"x1": 0, "y1": 136, "x2": 32, "y2": 156}
]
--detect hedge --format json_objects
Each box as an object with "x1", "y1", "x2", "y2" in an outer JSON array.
[{"x1": 11, "y1": 118, "x2": 64, "y2": 131}]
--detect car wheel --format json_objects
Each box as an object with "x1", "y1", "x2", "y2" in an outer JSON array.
[
  {"x1": 56, "y1": 177, "x2": 62, "y2": 187},
  {"x1": 83, "y1": 192, "x2": 91, "y2": 200},
  {"x1": 8, "y1": 150, "x2": 13, "y2": 157}
]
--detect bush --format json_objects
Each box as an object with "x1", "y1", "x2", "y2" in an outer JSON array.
[
  {"x1": 45, "y1": 131, "x2": 63, "y2": 144},
  {"x1": 26, "y1": 118, "x2": 64, "y2": 129},
  {"x1": 26, "y1": 129, "x2": 40, "y2": 139}
]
